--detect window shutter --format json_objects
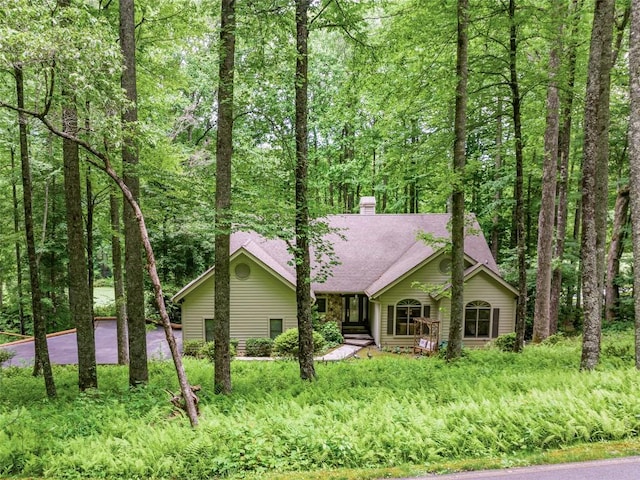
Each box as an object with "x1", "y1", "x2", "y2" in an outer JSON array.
[
  {"x1": 492, "y1": 308, "x2": 500, "y2": 338},
  {"x1": 423, "y1": 305, "x2": 431, "y2": 318},
  {"x1": 387, "y1": 305, "x2": 394, "y2": 335}
]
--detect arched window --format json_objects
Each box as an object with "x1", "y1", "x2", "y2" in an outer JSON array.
[
  {"x1": 395, "y1": 299, "x2": 422, "y2": 336},
  {"x1": 464, "y1": 300, "x2": 491, "y2": 338}
]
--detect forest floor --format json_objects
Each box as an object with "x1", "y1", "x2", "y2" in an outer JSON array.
[{"x1": 0, "y1": 324, "x2": 638, "y2": 479}]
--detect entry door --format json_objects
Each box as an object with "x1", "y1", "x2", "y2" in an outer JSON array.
[{"x1": 344, "y1": 295, "x2": 368, "y2": 324}]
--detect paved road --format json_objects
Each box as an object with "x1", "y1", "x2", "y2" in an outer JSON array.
[
  {"x1": 0, "y1": 319, "x2": 181, "y2": 366},
  {"x1": 410, "y1": 456, "x2": 640, "y2": 479}
]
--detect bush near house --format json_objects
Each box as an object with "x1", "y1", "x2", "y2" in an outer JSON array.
[
  {"x1": 273, "y1": 328, "x2": 326, "y2": 357},
  {"x1": 318, "y1": 321, "x2": 343, "y2": 345},
  {"x1": 182, "y1": 340, "x2": 237, "y2": 360},
  {"x1": 245, "y1": 338, "x2": 274, "y2": 357}
]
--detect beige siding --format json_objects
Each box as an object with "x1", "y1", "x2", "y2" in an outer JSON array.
[
  {"x1": 376, "y1": 256, "x2": 516, "y2": 348},
  {"x1": 376, "y1": 255, "x2": 447, "y2": 348},
  {"x1": 180, "y1": 254, "x2": 297, "y2": 350}
]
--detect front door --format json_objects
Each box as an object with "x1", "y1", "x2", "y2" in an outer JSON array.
[{"x1": 343, "y1": 295, "x2": 369, "y2": 333}]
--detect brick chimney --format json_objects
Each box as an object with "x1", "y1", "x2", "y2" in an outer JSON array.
[{"x1": 359, "y1": 196, "x2": 376, "y2": 215}]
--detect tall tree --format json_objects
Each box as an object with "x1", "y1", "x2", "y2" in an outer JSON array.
[
  {"x1": 446, "y1": 0, "x2": 469, "y2": 361},
  {"x1": 294, "y1": 0, "x2": 316, "y2": 380},
  {"x1": 604, "y1": 185, "x2": 630, "y2": 322},
  {"x1": 11, "y1": 147, "x2": 26, "y2": 335},
  {"x1": 59, "y1": 0, "x2": 97, "y2": 390},
  {"x1": 110, "y1": 189, "x2": 128, "y2": 364},
  {"x1": 629, "y1": 0, "x2": 640, "y2": 369},
  {"x1": 509, "y1": 0, "x2": 527, "y2": 353},
  {"x1": 120, "y1": 0, "x2": 148, "y2": 385},
  {"x1": 213, "y1": 0, "x2": 236, "y2": 395},
  {"x1": 550, "y1": 0, "x2": 582, "y2": 334},
  {"x1": 15, "y1": 64, "x2": 56, "y2": 398},
  {"x1": 532, "y1": 0, "x2": 563, "y2": 343},
  {"x1": 580, "y1": 0, "x2": 615, "y2": 370}
]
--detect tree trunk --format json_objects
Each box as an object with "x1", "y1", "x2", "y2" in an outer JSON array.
[
  {"x1": 86, "y1": 167, "x2": 95, "y2": 315},
  {"x1": 508, "y1": 0, "x2": 527, "y2": 353},
  {"x1": 213, "y1": 0, "x2": 236, "y2": 395},
  {"x1": 15, "y1": 64, "x2": 56, "y2": 398},
  {"x1": 295, "y1": 0, "x2": 316, "y2": 380},
  {"x1": 550, "y1": 0, "x2": 582, "y2": 334},
  {"x1": 628, "y1": 0, "x2": 640, "y2": 369},
  {"x1": 62, "y1": 91, "x2": 97, "y2": 390},
  {"x1": 604, "y1": 185, "x2": 630, "y2": 322},
  {"x1": 446, "y1": 0, "x2": 469, "y2": 362},
  {"x1": 580, "y1": 0, "x2": 615, "y2": 370},
  {"x1": 533, "y1": 6, "x2": 562, "y2": 343},
  {"x1": 11, "y1": 147, "x2": 26, "y2": 335},
  {"x1": 120, "y1": 0, "x2": 148, "y2": 386},
  {"x1": 5, "y1": 77, "x2": 199, "y2": 427},
  {"x1": 110, "y1": 190, "x2": 128, "y2": 365},
  {"x1": 491, "y1": 98, "x2": 503, "y2": 262}
]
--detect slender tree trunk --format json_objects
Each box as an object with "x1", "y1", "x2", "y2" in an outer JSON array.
[
  {"x1": 110, "y1": 190, "x2": 128, "y2": 364},
  {"x1": 120, "y1": 0, "x2": 148, "y2": 386},
  {"x1": 4, "y1": 79, "x2": 199, "y2": 427},
  {"x1": 509, "y1": 0, "x2": 527, "y2": 352},
  {"x1": 11, "y1": 147, "x2": 26, "y2": 335},
  {"x1": 604, "y1": 185, "x2": 630, "y2": 322},
  {"x1": 213, "y1": 0, "x2": 236, "y2": 395},
  {"x1": 533, "y1": 6, "x2": 562, "y2": 343},
  {"x1": 491, "y1": 99, "x2": 503, "y2": 262},
  {"x1": 15, "y1": 64, "x2": 56, "y2": 397},
  {"x1": 629, "y1": 0, "x2": 640, "y2": 369},
  {"x1": 62, "y1": 94, "x2": 97, "y2": 390},
  {"x1": 86, "y1": 168, "x2": 95, "y2": 313},
  {"x1": 295, "y1": 0, "x2": 316, "y2": 380},
  {"x1": 446, "y1": 0, "x2": 469, "y2": 361},
  {"x1": 580, "y1": 0, "x2": 615, "y2": 370},
  {"x1": 550, "y1": 0, "x2": 582, "y2": 334}
]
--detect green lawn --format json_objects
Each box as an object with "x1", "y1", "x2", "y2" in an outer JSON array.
[
  {"x1": 93, "y1": 286, "x2": 115, "y2": 307},
  {"x1": 0, "y1": 331, "x2": 639, "y2": 479}
]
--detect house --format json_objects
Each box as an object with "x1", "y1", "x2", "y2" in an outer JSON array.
[{"x1": 172, "y1": 197, "x2": 518, "y2": 350}]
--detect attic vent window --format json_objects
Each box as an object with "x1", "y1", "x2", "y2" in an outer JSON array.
[
  {"x1": 439, "y1": 258, "x2": 452, "y2": 274},
  {"x1": 235, "y1": 263, "x2": 251, "y2": 280}
]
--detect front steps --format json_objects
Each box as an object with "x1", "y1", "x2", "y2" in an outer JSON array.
[{"x1": 343, "y1": 333, "x2": 374, "y2": 347}]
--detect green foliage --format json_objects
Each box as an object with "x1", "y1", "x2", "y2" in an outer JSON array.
[
  {"x1": 182, "y1": 340, "x2": 237, "y2": 361},
  {"x1": 2, "y1": 336, "x2": 640, "y2": 478},
  {"x1": 492, "y1": 333, "x2": 516, "y2": 352},
  {"x1": 182, "y1": 340, "x2": 205, "y2": 357},
  {"x1": 540, "y1": 332, "x2": 567, "y2": 345},
  {"x1": 273, "y1": 328, "x2": 326, "y2": 357},
  {"x1": 93, "y1": 302, "x2": 116, "y2": 318},
  {"x1": 245, "y1": 338, "x2": 274, "y2": 357},
  {"x1": 0, "y1": 349, "x2": 15, "y2": 364},
  {"x1": 318, "y1": 321, "x2": 343, "y2": 345}
]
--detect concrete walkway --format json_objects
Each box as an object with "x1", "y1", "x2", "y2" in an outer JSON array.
[{"x1": 0, "y1": 319, "x2": 181, "y2": 367}]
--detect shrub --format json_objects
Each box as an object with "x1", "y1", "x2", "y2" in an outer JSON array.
[
  {"x1": 493, "y1": 333, "x2": 516, "y2": 352},
  {"x1": 318, "y1": 321, "x2": 343, "y2": 345},
  {"x1": 183, "y1": 340, "x2": 205, "y2": 357},
  {"x1": 182, "y1": 340, "x2": 236, "y2": 360},
  {"x1": 245, "y1": 338, "x2": 274, "y2": 357},
  {"x1": 541, "y1": 332, "x2": 566, "y2": 345},
  {"x1": 0, "y1": 349, "x2": 16, "y2": 364},
  {"x1": 198, "y1": 341, "x2": 237, "y2": 362},
  {"x1": 273, "y1": 328, "x2": 325, "y2": 357}
]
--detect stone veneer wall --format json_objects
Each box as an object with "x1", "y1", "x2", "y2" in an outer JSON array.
[{"x1": 325, "y1": 294, "x2": 343, "y2": 328}]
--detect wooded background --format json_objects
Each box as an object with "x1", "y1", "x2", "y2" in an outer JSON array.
[{"x1": 0, "y1": 0, "x2": 637, "y2": 376}]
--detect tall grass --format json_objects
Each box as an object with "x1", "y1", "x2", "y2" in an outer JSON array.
[{"x1": 1, "y1": 337, "x2": 639, "y2": 479}]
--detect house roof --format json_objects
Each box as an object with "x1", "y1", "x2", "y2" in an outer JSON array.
[
  {"x1": 433, "y1": 262, "x2": 519, "y2": 300},
  {"x1": 173, "y1": 213, "x2": 506, "y2": 301}
]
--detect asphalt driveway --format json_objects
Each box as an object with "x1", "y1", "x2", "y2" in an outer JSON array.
[{"x1": 0, "y1": 319, "x2": 182, "y2": 367}]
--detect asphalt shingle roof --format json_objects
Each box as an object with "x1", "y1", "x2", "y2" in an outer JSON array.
[{"x1": 226, "y1": 213, "x2": 498, "y2": 297}]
